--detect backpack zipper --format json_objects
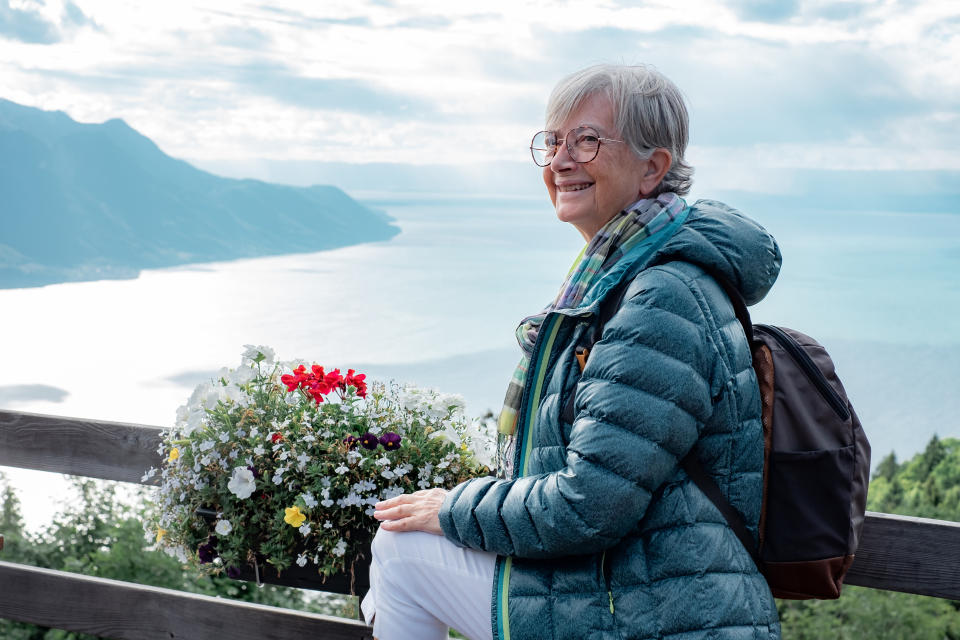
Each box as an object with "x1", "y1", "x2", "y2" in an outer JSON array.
[{"x1": 753, "y1": 324, "x2": 850, "y2": 421}]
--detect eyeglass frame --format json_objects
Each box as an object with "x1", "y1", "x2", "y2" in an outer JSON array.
[{"x1": 530, "y1": 126, "x2": 625, "y2": 167}]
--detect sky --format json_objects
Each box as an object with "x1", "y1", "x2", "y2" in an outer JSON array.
[{"x1": 1, "y1": 0, "x2": 959, "y2": 196}]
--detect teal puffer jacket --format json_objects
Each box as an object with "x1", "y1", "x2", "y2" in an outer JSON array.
[{"x1": 439, "y1": 200, "x2": 783, "y2": 640}]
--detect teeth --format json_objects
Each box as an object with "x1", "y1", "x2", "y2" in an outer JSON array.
[{"x1": 558, "y1": 183, "x2": 592, "y2": 192}]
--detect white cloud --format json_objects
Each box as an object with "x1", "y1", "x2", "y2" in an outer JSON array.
[{"x1": 1, "y1": 0, "x2": 957, "y2": 175}]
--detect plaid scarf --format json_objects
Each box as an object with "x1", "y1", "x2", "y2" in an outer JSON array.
[{"x1": 496, "y1": 192, "x2": 686, "y2": 475}]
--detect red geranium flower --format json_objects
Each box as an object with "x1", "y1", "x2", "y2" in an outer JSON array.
[
  {"x1": 281, "y1": 365, "x2": 309, "y2": 392},
  {"x1": 306, "y1": 387, "x2": 326, "y2": 405},
  {"x1": 271, "y1": 432, "x2": 283, "y2": 443},
  {"x1": 344, "y1": 369, "x2": 367, "y2": 398}
]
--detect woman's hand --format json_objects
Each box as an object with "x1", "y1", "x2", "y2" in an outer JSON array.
[{"x1": 373, "y1": 488, "x2": 448, "y2": 535}]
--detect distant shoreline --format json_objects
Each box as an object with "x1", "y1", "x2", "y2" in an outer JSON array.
[{"x1": 0, "y1": 231, "x2": 400, "y2": 291}]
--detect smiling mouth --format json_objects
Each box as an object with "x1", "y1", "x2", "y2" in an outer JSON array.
[{"x1": 557, "y1": 183, "x2": 594, "y2": 192}]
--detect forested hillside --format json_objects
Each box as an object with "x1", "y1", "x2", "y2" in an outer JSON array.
[{"x1": 0, "y1": 99, "x2": 399, "y2": 289}]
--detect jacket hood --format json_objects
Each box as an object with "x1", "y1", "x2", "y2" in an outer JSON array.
[{"x1": 651, "y1": 199, "x2": 781, "y2": 306}]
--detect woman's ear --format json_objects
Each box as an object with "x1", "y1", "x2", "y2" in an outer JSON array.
[{"x1": 638, "y1": 148, "x2": 672, "y2": 196}]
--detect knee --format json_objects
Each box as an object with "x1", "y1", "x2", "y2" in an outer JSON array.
[{"x1": 370, "y1": 525, "x2": 402, "y2": 564}]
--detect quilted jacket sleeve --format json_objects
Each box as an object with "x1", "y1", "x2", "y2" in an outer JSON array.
[{"x1": 439, "y1": 265, "x2": 719, "y2": 558}]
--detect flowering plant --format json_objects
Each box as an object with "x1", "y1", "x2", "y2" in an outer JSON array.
[{"x1": 148, "y1": 345, "x2": 493, "y2": 583}]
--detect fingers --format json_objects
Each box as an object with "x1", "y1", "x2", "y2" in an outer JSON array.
[
  {"x1": 373, "y1": 488, "x2": 437, "y2": 510},
  {"x1": 371, "y1": 489, "x2": 447, "y2": 535},
  {"x1": 374, "y1": 492, "x2": 417, "y2": 510},
  {"x1": 372, "y1": 503, "x2": 411, "y2": 520},
  {"x1": 378, "y1": 514, "x2": 443, "y2": 536}
]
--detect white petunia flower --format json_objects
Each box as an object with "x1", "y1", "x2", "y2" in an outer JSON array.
[
  {"x1": 241, "y1": 344, "x2": 276, "y2": 365},
  {"x1": 227, "y1": 467, "x2": 256, "y2": 499},
  {"x1": 230, "y1": 365, "x2": 256, "y2": 385},
  {"x1": 215, "y1": 519, "x2": 233, "y2": 536}
]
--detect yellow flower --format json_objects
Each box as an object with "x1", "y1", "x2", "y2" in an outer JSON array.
[
  {"x1": 284, "y1": 506, "x2": 306, "y2": 528},
  {"x1": 167, "y1": 448, "x2": 180, "y2": 463},
  {"x1": 156, "y1": 528, "x2": 167, "y2": 543}
]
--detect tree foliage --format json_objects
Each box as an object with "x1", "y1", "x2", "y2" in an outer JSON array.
[{"x1": 778, "y1": 436, "x2": 960, "y2": 639}]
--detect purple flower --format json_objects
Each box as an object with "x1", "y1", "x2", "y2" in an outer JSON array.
[
  {"x1": 379, "y1": 432, "x2": 402, "y2": 451},
  {"x1": 247, "y1": 465, "x2": 261, "y2": 479},
  {"x1": 197, "y1": 542, "x2": 217, "y2": 564},
  {"x1": 360, "y1": 432, "x2": 380, "y2": 450},
  {"x1": 343, "y1": 435, "x2": 359, "y2": 449},
  {"x1": 226, "y1": 566, "x2": 242, "y2": 579}
]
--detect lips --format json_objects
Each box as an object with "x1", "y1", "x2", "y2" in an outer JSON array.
[{"x1": 557, "y1": 182, "x2": 594, "y2": 192}]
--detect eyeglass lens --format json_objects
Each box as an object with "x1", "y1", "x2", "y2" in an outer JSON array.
[{"x1": 530, "y1": 127, "x2": 602, "y2": 167}]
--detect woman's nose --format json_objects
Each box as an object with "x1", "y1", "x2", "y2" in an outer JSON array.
[{"x1": 549, "y1": 141, "x2": 577, "y2": 172}]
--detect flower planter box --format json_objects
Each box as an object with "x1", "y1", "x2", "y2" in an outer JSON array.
[
  {"x1": 196, "y1": 507, "x2": 371, "y2": 596},
  {"x1": 225, "y1": 550, "x2": 371, "y2": 596},
  {"x1": 154, "y1": 349, "x2": 491, "y2": 603}
]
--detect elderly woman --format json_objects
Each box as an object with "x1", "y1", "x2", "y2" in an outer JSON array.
[{"x1": 363, "y1": 64, "x2": 782, "y2": 640}]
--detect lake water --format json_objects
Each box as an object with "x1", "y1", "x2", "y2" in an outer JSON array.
[{"x1": 2, "y1": 192, "x2": 959, "y2": 532}]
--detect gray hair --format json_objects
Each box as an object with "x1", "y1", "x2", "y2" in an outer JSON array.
[{"x1": 545, "y1": 64, "x2": 694, "y2": 196}]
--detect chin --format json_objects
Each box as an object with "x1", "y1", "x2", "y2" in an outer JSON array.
[{"x1": 555, "y1": 205, "x2": 589, "y2": 226}]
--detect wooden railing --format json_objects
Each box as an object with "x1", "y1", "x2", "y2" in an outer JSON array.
[
  {"x1": 2, "y1": 409, "x2": 960, "y2": 639},
  {"x1": 0, "y1": 409, "x2": 373, "y2": 640}
]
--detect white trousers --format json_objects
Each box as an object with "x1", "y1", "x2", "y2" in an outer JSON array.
[{"x1": 361, "y1": 528, "x2": 497, "y2": 640}]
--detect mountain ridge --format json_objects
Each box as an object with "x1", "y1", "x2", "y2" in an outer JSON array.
[{"x1": 0, "y1": 99, "x2": 399, "y2": 288}]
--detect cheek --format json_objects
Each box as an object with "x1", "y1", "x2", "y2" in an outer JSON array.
[{"x1": 543, "y1": 167, "x2": 557, "y2": 205}]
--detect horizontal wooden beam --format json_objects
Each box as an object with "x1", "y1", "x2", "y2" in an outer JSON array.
[
  {"x1": 845, "y1": 511, "x2": 960, "y2": 599},
  {"x1": 0, "y1": 409, "x2": 164, "y2": 485},
  {"x1": 4, "y1": 410, "x2": 960, "y2": 601},
  {"x1": 0, "y1": 561, "x2": 372, "y2": 640}
]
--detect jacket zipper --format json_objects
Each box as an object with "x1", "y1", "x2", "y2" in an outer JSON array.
[
  {"x1": 499, "y1": 315, "x2": 563, "y2": 640},
  {"x1": 601, "y1": 550, "x2": 614, "y2": 615},
  {"x1": 754, "y1": 324, "x2": 850, "y2": 420},
  {"x1": 513, "y1": 314, "x2": 563, "y2": 477}
]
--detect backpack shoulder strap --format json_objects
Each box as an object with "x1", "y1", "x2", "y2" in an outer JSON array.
[
  {"x1": 699, "y1": 268, "x2": 754, "y2": 344},
  {"x1": 682, "y1": 454, "x2": 764, "y2": 572},
  {"x1": 683, "y1": 264, "x2": 765, "y2": 572}
]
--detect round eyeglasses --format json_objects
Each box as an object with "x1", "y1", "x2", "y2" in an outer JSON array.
[{"x1": 530, "y1": 126, "x2": 623, "y2": 167}]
